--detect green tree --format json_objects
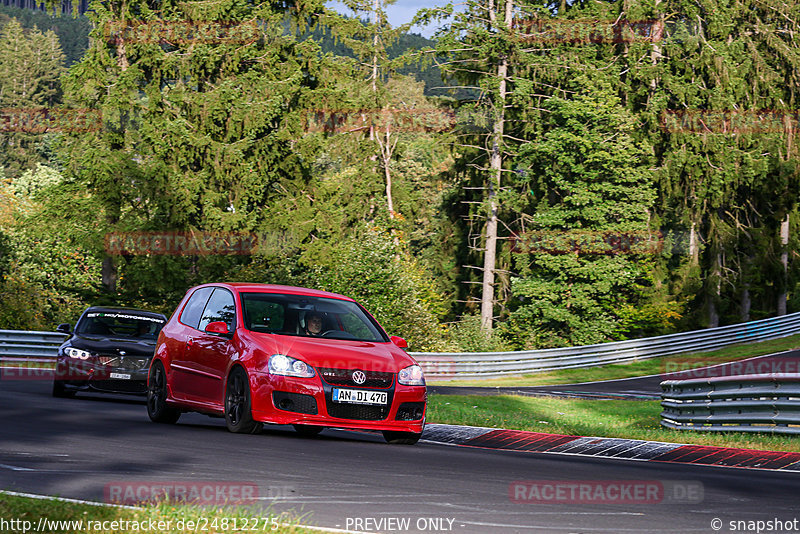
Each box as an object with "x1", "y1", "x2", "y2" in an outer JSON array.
[
  {"x1": 58, "y1": 0, "x2": 328, "y2": 300},
  {"x1": 505, "y1": 85, "x2": 658, "y2": 348},
  {"x1": 0, "y1": 18, "x2": 65, "y2": 179}
]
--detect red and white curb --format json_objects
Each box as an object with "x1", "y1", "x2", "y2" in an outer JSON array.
[{"x1": 420, "y1": 424, "x2": 800, "y2": 472}]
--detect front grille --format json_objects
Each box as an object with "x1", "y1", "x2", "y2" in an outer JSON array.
[
  {"x1": 396, "y1": 402, "x2": 425, "y2": 421},
  {"x1": 318, "y1": 368, "x2": 394, "y2": 389},
  {"x1": 91, "y1": 380, "x2": 147, "y2": 394},
  {"x1": 97, "y1": 355, "x2": 150, "y2": 371},
  {"x1": 273, "y1": 391, "x2": 318, "y2": 415},
  {"x1": 326, "y1": 402, "x2": 389, "y2": 421}
]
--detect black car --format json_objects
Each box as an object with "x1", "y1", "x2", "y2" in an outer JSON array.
[{"x1": 52, "y1": 307, "x2": 168, "y2": 397}]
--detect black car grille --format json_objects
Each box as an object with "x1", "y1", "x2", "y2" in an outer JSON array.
[
  {"x1": 326, "y1": 402, "x2": 390, "y2": 421},
  {"x1": 97, "y1": 355, "x2": 150, "y2": 371},
  {"x1": 318, "y1": 368, "x2": 394, "y2": 389},
  {"x1": 273, "y1": 391, "x2": 318, "y2": 415},
  {"x1": 91, "y1": 380, "x2": 147, "y2": 394}
]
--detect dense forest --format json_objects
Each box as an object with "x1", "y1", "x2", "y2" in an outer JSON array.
[{"x1": 0, "y1": 0, "x2": 798, "y2": 353}]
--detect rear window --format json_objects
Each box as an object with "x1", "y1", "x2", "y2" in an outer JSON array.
[{"x1": 179, "y1": 287, "x2": 214, "y2": 329}]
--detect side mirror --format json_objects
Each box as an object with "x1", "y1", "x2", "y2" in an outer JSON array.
[
  {"x1": 205, "y1": 321, "x2": 232, "y2": 338},
  {"x1": 390, "y1": 336, "x2": 408, "y2": 349},
  {"x1": 56, "y1": 323, "x2": 72, "y2": 334}
]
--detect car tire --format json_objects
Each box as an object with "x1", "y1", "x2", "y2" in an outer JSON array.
[
  {"x1": 52, "y1": 379, "x2": 75, "y2": 398},
  {"x1": 225, "y1": 367, "x2": 262, "y2": 434},
  {"x1": 147, "y1": 361, "x2": 181, "y2": 424},
  {"x1": 293, "y1": 424, "x2": 324, "y2": 437},
  {"x1": 382, "y1": 430, "x2": 422, "y2": 445}
]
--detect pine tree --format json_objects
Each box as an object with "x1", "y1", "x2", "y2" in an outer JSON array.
[
  {"x1": 0, "y1": 18, "x2": 65, "y2": 179},
  {"x1": 58, "y1": 0, "x2": 328, "y2": 298}
]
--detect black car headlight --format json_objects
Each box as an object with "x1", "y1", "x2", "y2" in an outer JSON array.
[{"x1": 63, "y1": 347, "x2": 91, "y2": 360}]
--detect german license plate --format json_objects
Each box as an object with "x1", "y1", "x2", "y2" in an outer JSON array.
[
  {"x1": 109, "y1": 372, "x2": 131, "y2": 380},
  {"x1": 332, "y1": 388, "x2": 387, "y2": 405}
]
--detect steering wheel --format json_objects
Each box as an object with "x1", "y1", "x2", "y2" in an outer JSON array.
[{"x1": 321, "y1": 330, "x2": 357, "y2": 339}]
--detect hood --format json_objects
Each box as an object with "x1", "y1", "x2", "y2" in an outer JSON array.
[
  {"x1": 248, "y1": 333, "x2": 413, "y2": 373},
  {"x1": 65, "y1": 333, "x2": 157, "y2": 357}
]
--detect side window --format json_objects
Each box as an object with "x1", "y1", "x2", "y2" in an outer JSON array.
[
  {"x1": 198, "y1": 288, "x2": 236, "y2": 332},
  {"x1": 179, "y1": 287, "x2": 214, "y2": 329}
]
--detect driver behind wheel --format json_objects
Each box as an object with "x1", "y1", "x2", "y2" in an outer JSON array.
[{"x1": 304, "y1": 312, "x2": 324, "y2": 336}]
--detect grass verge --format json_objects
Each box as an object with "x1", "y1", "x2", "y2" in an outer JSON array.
[
  {"x1": 0, "y1": 493, "x2": 317, "y2": 534},
  {"x1": 427, "y1": 394, "x2": 800, "y2": 453},
  {"x1": 428, "y1": 333, "x2": 800, "y2": 387}
]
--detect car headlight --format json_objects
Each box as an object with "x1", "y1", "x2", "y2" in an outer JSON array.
[
  {"x1": 268, "y1": 354, "x2": 316, "y2": 378},
  {"x1": 398, "y1": 364, "x2": 425, "y2": 386},
  {"x1": 64, "y1": 347, "x2": 91, "y2": 360}
]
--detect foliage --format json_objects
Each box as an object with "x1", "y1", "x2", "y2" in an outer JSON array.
[
  {"x1": 0, "y1": 16, "x2": 65, "y2": 180},
  {"x1": 0, "y1": 231, "x2": 101, "y2": 329},
  {"x1": 503, "y1": 85, "x2": 658, "y2": 348},
  {"x1": 0, "y1": 4, "x2": 90, "y2": 66},
  {"x1": 237, "y1": 226, "x2": 451, "y2": 351},
  {"x1": 12, "y1": 163, "x2": 63, "y2": 197},
  {"x1": 448, "y1": 314, "x2": 512, "y2": 352}
]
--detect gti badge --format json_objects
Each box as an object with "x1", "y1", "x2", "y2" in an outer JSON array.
[{"x1": 352, "y1": 370, "x2": 366, "y2": 385}]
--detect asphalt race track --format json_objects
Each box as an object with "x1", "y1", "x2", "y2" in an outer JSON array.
[{"x1": 2, "y1": 379, "x2": 800, "y2": 533}]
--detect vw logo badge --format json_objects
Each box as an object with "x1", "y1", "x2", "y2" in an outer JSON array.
[
  {"x1": 352, "y1": 370, "x2": 366, "y2": 385},
  {"x1": 119, "y1": 351, "x2": 126, "y2": 356}
]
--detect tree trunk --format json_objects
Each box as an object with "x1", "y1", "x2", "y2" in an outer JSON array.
[
  {"x1": 101, "y1": 256, "x2": 117, "y2": 293},
  {"x1": 689, "y1": 221, "x2": 699, "y2": 265},
  {"x1": 381, "y1": 129, "x2": 396, "y2": 219},
  {"x1": 740, "y1": 285, "x2": 751, "y2": 322},
  {"x1": 480, "y1": 0, "x2": 512, "y2": 334},
  {"x1": 778, "y1": 214, "x2": 790, "y2": 316},
  {"x1": 708, "y1": 251, "x2": 721, "y2": 328},
  {"x1": 648, "y1": 3, "x2": 663, "y2": 104}
]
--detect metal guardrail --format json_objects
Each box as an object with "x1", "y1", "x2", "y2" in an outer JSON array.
[
  {"x1": 0, "y1": 329, "x2": 66, "y2": 364},
  {"x1": 410, "y1": 312, "x2": 800, "y2": 379},
  {"x1": 2, "y1": 312, "x2": 800, "y2": 380},
  {"x1": 660, "y1": 374, "x2": 800, "y2": 434}
]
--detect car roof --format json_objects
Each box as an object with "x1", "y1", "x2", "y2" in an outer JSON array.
[
  {"x1": 195, "y1": 283, "x2": 355, "y2": 302},
  {"x1": 83, "y1": 306, "x2": 168, "y2": 319}
]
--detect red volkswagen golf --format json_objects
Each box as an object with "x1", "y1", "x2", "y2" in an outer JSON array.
[{"x1": 147, "y1": 283, "x2": 426, "y2": 444}]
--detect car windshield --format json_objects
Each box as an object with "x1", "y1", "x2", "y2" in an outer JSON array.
[
  {"x1": 76, "y1": 311, "x2": 166, "y2": 340},
  {"x1": 241, "y1": 293, "x2": 387, "y2": 342}
]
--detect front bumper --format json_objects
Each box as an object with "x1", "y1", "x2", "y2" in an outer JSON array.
[
  {"x1": 251, "y1": 372, "x2": 426, "y2": 433},
  {"x1": 54, "y1": 356, "x2": 150, "y2": 395}
]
